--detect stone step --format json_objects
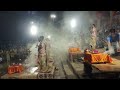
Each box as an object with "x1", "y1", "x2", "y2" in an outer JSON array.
[
  {"x1": 67, "y1": 60, "x2": 89, "y2": 79},
  {"x1": 62, "y1": 62, "x2": 77, "y2": 79},
  {"x1": 55, "y1": 62, "x2": 66, "y2": 79}
]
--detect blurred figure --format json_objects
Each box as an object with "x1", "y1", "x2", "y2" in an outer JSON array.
[
  {"x1": 106, "y1": 29, "x2": 120, "y2": 55},
  {"x1": 116, "y1": 29, "x2": 120, "y2": 52},
  {"x1": 6, "y1": 51, "x2": 10, "y2": 66},
  {"x1": 45, "y1": 37, "x2": 51, "y2": 62},
  {"x1": 116, "y1": 29, "x2": 120, "y2": 42},
  {"x1": 10, "y1": 49, "x2": 14, "y2": 61},
  {"x1": 89, "y1": 24, "x2": 97, "y2": 50},
  {"x1": 0, "y1": 55, "x2": 2, "y2": 63},
  {"x1": 37, "y1": 36, "x2": 47, "y2": 72}
]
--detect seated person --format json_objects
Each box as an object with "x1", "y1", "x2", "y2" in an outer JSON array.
[{"x1": 106, "y1": 29, "x2": 120, "y2": 55}]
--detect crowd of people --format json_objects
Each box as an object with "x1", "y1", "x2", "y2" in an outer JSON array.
[{"x1": 0, "y1": 41, "x2": 31, "y2": 65}]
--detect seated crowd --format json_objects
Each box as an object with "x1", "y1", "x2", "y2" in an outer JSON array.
[{"x1": 0, "y1": 41, "x2": 31, "y2": 64}]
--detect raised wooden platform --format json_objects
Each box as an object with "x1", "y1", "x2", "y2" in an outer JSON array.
[
  {"x1": 83, "y1": 56, "x2": 120, "y2": 79},
  {"x1": 1, "y1": 72, "x2": 38, "y2": 79},
  {"x1": 92, "y1": 58, "x2": 120, "y2": 73},
  {"x1": 67, "y1": 54, "x2": 120, "y2": 79},
  {"x1": 37, "y1": 66, "x2": 55, "y2": 79}
]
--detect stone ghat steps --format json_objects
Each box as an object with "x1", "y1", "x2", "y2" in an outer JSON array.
[{"x1": 61, "y1": 61, "x2": 78, "y2": 79}]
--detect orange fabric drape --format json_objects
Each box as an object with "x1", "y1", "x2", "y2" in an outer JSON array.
[
  {"x1": 84, "y1": 53, "x2": 113, "y2": 64},
  {"x1": 8, "y1": 66, "x2": 15, "y2": 74}
]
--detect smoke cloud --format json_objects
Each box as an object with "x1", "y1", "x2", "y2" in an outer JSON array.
[{"x1": 24, "y1": 11, "x2": 105, "y2": 66}]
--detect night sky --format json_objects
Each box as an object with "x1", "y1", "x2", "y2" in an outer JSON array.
[{"x1": 0, "y1": 11, "x2": 52, "y2": 41}]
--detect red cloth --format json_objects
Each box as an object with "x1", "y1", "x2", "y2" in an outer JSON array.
[
  {"x1": 8, "y1": 65, "x2": 24, "y2": 74},
  {"x1": 8, "y1": 66, "x2": 15, "y2": 74}
]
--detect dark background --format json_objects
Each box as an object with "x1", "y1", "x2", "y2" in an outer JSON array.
[{"x1": 0, "y1": 11, "x2": 63, "y2": 41}]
